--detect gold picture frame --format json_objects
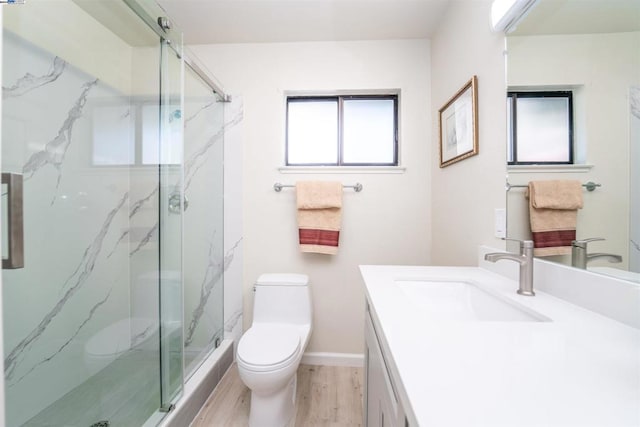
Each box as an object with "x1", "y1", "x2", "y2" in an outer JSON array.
[{"x1": 438, "y1": 76, "x2": 479, "y2": 168}]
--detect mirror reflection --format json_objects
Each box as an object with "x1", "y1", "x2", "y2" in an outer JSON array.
[{"x1": 505, "y1": 0, "x2": 640, "y2": 283}]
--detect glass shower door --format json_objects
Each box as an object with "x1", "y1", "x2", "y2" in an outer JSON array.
[
  {"x1": 182, "y1": 61, "x2": 225, "y2": 379},
  {"x1": 158, "y1": 36, "x2": 184, "y2": 409},
  {"x1": 1, "y1": 0, "x2": 184, "y2": 425}
]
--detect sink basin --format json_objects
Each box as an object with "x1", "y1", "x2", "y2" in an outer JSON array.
[{"x1": 394, "y1": 280, "x2": 549, "y2": 322}]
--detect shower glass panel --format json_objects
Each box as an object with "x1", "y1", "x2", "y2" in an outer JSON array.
[
  {"x1": 182, "y1": 62, "x2": 225, "y2": 380},
  {"x1": 1, "y1": 0, "x2": 183, "y2": 425},
  {"x1": 158, "y1": 37, "x2": 184, "y2": 407}
]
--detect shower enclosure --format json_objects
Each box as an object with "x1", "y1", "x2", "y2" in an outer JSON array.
[{"x1": 1, "y1": 0, "x2": 226, "y2": 425}]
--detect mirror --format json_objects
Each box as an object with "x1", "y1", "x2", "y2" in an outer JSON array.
[{"x1": 505, "y1": 0, "x2": 640, "y2": 283}]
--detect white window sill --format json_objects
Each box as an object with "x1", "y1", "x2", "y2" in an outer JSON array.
[
  {"x1": 278, "y1": 166, "x2": 406, "y2": 174},
  {"x1": 508, "y1": 164, "x2": 594, "y2": 174}
]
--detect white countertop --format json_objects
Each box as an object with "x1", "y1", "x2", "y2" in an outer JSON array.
[{"x1": 360, "y1": 265, "x2": 640, "y2": 427}]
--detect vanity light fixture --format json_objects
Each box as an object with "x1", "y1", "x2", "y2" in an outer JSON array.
[{"x1": 491, "y1": 0, "x2": 539, "y2": 33}]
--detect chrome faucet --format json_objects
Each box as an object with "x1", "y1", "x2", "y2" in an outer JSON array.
[
  {"x1": 571, "y1": 238, "x2": 623, "y2": 269},
  {"x1": 484, "y1": 239, "x2": 535, "y2": 296}
]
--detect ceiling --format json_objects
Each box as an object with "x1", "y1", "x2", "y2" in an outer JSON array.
[
  {"x1": 155, "y1": 0, "x2": 452, "y2": 45},
  {"x1": 76, "y1": 0, "x2": 639, "y2": 47},
  {"x1": 74, "y1": 0, "x2": 161, "y2": 46},
  {"x1": 511, "y1": 0, "x2": 640, "y2": 36}
]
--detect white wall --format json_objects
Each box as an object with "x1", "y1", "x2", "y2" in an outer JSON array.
[
  {"x1": 430, "y1": 0, "x2": 507, "y2": 265},
  {"x1": 191, "y1": 40, "x2": 431, "y2": 355},
  {"x1": 506, "y1": 32, "x2": 640, "y2": 269}
]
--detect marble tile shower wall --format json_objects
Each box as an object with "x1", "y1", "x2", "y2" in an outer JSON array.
[{"x1": 2, "y1": 31, "x2": 146, "y2": 425}]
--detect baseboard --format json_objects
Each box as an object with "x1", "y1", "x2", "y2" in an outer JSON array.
[{"x1": 301, "y1": 352, "x2": 364, "y2": 367}]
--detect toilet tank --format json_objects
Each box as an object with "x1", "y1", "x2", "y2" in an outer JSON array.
[{"x1": 253, "y1": 274, "x2": 312, "y2": 325}]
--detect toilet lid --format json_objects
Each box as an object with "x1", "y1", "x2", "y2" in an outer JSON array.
[
  {"x1": 237, "y1": 324, "x2": 301, "y2": 370},
  {"x1": 256, "y1": 273, "x2": 308, "y2": 286}
]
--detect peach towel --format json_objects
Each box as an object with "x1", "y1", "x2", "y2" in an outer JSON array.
[
  {"x1": 296, "y1": 181, "x2": 343, "y2": 255},
  {"x1": 526, "y1": 180, "x2": 584, "y2": 256}
]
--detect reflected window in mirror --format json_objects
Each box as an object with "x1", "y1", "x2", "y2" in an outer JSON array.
[{"x1": 507, "y1": 91, "x2": 573, "y2": 165}]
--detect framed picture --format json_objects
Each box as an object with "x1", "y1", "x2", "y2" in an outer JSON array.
[{"x1": 439, "y1": 75, "x2": 479, "y2": 168}]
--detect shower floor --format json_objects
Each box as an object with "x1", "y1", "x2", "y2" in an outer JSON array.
[
  {"x1": 22, "y1": 348, "x2": 163, "y2": 427},
  {"x1": 18, "y1": 323, "x2": 219, "y2": 427}
]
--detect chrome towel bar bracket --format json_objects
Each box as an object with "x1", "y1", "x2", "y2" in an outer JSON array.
[
  {"x1": 506, "y1": 181, "x2": 601, "y2": 192},
  {"x1": 274, "y1": 182, "x2": 363, "y2": 192}
]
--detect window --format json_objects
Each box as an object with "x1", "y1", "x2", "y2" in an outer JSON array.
[
  {"x1": 91, "y1": 101, "x2": 182, "y2": 166},
  {"x1": 507, "y1": 91, "x2": 573, "y2": 165},
  {"x1": 286, "y1": 95, "x2": 398, "y2": 166}
]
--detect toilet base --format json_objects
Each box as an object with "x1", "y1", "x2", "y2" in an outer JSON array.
[{"x1": 248, "y1": 374, "x2": 297, "y2": 427}]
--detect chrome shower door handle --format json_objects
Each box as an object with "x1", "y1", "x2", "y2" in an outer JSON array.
[
  {"x1": 168, "y1": 192, "x2": 188, "y2": 214},
  {"x1": 2, "y1": 173, "x2": 24, "y2": 269}
]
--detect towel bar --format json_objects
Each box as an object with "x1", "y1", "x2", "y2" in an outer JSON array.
[
  {"x1": 506, "y1": 181, "x2": 600, "y2": 192},
  {"x1": 273, "y1": 182, "x2": 363, "y2": 192}
]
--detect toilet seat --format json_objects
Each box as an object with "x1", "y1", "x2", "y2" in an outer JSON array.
[{"x1": 237, "y1": 324, "x2": 301, "y2": 372}]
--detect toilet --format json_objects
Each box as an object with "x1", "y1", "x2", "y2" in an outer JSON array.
[
  {"x1": 84, "y1": 271, "x2": 182, "y2": 375},
  {"x1": 237, "y1": 274, "x2": 312, "y2": 427},
  {"x1": 83, "y1": 317, "x2": 157, "y2": 374}
]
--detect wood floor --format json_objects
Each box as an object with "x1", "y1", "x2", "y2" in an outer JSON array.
[{"x1": 191, "y1": 364, "x2": 364, "y2": 427}]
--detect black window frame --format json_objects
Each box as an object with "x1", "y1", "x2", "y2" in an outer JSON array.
[
  {"x1": 507, "y1": 91, "x2": 574, "y2": 165},
  {"x1": 285, "y1": 94, "x2": 399, "y2": 166}
]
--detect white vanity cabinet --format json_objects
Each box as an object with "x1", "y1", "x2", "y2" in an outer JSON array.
[
  {"x1": 364, "y1": 303, "x2": 412, "y2": 427},
  {"x1": 361, "y1": 265, "x2": 640, "y2": 426}
]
